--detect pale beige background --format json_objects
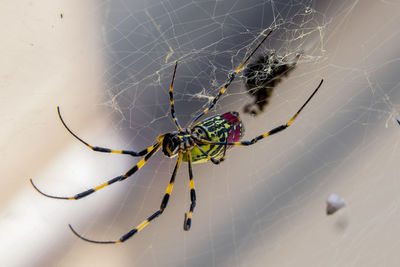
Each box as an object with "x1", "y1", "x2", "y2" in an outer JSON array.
[{"x1": 1, "y1": 0, "x2": 400, "y2": 267}]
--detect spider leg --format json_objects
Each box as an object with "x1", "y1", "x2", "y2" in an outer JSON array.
[
  {"x1": 189, "y1": 30, "x2": 273, "y2": 127},
  {"x1": 196, "y1": 79, "x2": 323, "y2": 146},
  {"x1": 192, "y1": 138, "x2": 228, "y2": 165},
  {"x1": 30, "y1": 136, "x2": 164, "y2": 200},
  {"x1": 69, "y1": 153, "x2": 183, "y2": 244},
  {"x1": 57, "y1": 106, "x2": 154, "y2": 157},
  {"x1": 169, "y1": 61, "x2": 184, "y2": 132},
  {"x1": 183, "y1": 147, "x2": 196, "y2": 230}
]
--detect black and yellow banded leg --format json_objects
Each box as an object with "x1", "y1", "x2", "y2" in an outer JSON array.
[
  {"x1": 169, "y1": 61, "x2": 183, "y2": 132},
  {"x1": 192, "y1": 142, "x2": 227, "y2": 165},
  {"x1": 30, "y1": 138, "x2": 164, "y2": 200},
  {"x1": 57, "y1": 106, "x2": 155, "y2": 157},
  {"x1": 189, "y1": 30, "x2": 273, "y2": 126},
  {"x1": 69, "y1": 153, "x2": 183, "y2": 244},
  {"x1": 184, "y1": 148, "x2": 196, "y2": 231},
  {"x1": 196, "y1": 79, "x2": 323, "y2": 147}
]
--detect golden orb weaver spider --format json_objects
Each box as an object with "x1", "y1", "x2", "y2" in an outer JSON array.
[{"x1": 30, "y1": 29, "x2": 323, "y2": 244}]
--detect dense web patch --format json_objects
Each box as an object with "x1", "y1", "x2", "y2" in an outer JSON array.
[{"x1": 102, "y1": 0, "x2": 328, "y2": 132}]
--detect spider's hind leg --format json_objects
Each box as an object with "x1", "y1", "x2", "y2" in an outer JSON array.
[
  {"x1": 192, "y1": 139, "x2": 228, "y2": 165},
  {"x1": 183, "y1": 147, "x2": 196, "y2": 230},
  {"x1": 194, "y1": 79, "x2": 324, "y2": 147}
]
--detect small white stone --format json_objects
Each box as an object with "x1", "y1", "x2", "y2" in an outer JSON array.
[{"x1": 326, "y1": 194, "x2": 345, "y2": 215}]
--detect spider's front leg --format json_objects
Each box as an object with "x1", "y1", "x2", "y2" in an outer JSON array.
[
  {"x1": 189, "y1": 29, "x2": 273, "y2": 126},
  {"x1": 57, "y1": 106, "x2": 155, "y2": 157},
  {"x1": 31, "y1": 136, "x2": 165, "y2": 200},
  {"x1": 70, "y1": 152, "x2": 183, "y2": 244},
  {"x1": 168, "y1": 61, "x2": 184, "y2": 132}
]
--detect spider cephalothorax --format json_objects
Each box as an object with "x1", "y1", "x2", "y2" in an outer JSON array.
[
  {"x1": 162, "y1": 132, "x2": 183, "y2": 157},
  {"x1": 30, "y1": 29, "x2": 323, "y2": 244}
]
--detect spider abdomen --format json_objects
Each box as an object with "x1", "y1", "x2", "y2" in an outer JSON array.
[{"x1": 185, "y1": 111, "x2": 244, "y2": 163}]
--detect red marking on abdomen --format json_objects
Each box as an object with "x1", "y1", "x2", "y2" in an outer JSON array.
[{"x1": 221, "y1": 112, "x2": 243, "y2": 143}]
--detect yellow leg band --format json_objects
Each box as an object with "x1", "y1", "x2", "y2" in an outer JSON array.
[
  {"x1": 137, "y1": 220, "x2": 149, "y2": 231},
  {"x1": 137, "y1": 159, "x2": 146, "y2": 169},
  {"x1": 166, "y1": 183, "x2": 174, "y2": 194},
  {"x1": 187, "y1": 211, "x2": 193, "y2": 219},
  {"x1": 94, "y1": 183, "x2": 108, "y2": 191},
  {"x1": 189, "y1": 179, "x2": 194, "y2": 190}
]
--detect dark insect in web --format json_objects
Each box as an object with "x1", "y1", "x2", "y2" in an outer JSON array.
[{"x1": 243, "y1": 51, "x2": 299, "y2": 115}]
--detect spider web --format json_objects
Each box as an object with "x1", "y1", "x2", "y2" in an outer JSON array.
[{"x1": 3, "y1": 0, "x2": 400, "y2": 266}]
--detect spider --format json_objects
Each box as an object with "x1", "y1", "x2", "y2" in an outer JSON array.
[{"x1": 30, "y1": 29, "x2": 323, "y2": 244}]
